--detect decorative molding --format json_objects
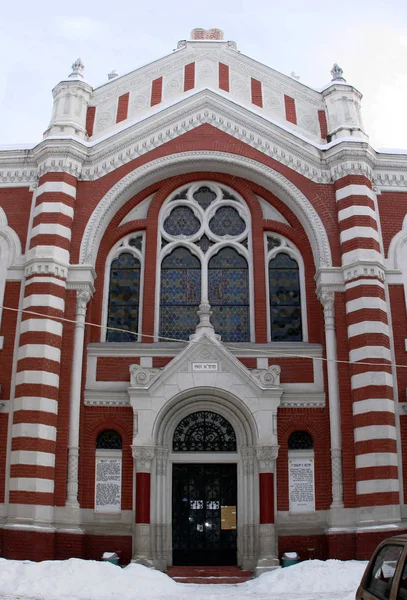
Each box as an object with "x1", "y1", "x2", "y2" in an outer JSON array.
[
  {"x1": 155, "y1": 446, "x2": 169, "y2": 476},
  {"x1": 132, "y1": 446, "x2": 155, "y2": 471},
  {"x1": 241, "y1": 445, "x2": 256, "y2": 475},
  {"x1": 251, "y1": 365, "x2": 281, "y2": 387},
  {"x1": 280, "y1": 392, "x2": 326, "y2": 408},
  {"x1": 24, "y1": 259, "x2": 68, "y2": 279},
  {"x1": 256, "y1": 445, "x2": 279, "y2": 470},
  {"x1": 129, "y1": 363, "x2": 160, "y2": 387},
  {"x1": 80, "y1": 150, "x2": 333, "y2": 271}
]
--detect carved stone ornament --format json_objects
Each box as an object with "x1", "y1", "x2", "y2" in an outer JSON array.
[
  {"x1": 330, "y1": 63, "x2": 346, "y2": 82},
  {"x1": 155, "y1": 446, "x2": 169, "y2": 476},
  {"x1": 251, "y1": 365, "x2": 281, "y2": 387},
  {"x1": 129, "y1": 363, "x2": 160, "y2": 387},
  {"x1": 256, "y1": 446, "x2": 279, "y2": 470},
  {"x1": 241, "y1": 445, "x2": 256, "y2": 475},
  {"x1": 69, "y1": 57, "x2": 85, "y2": 79},
  {"x1": 132, "y1": 446, "x2": 155, "y2": 471}
]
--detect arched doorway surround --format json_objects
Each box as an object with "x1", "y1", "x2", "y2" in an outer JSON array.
[{"x1": 152, "y1": 391, "x2": 258, "y2": 571}]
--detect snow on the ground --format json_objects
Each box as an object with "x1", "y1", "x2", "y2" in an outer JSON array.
[{"x1": 0, "y1": 557, "x2": 367, "y2": 600}]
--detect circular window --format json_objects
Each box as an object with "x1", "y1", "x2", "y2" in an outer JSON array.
[
  {"x1": 209, "y1": 206, "x2": 245, "y2": 237},
  {"x1": 164, "y1": 206, "x2": 200, "y2": 236}
]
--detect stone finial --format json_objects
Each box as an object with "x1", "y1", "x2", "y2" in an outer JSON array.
[
  {"x1": 330, "y1": 63, "x2": 346, "y2": 82},
  {"x1": 108, "y1": 70, "x2": 118, "y2": 80},
  {"x1": 189, "y1": 302, "x2": 220, "y2": 341},
  {"x1": 190, "y1": 28, "x2": 224, "y2": 40},
  {"x1": 69, "y1": 57, "x2": 85, "y2": 79}
]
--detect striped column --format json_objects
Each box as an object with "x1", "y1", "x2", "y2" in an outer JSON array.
[
  {"x1": 255, "y1": 446, "x2": 279, "y2": 574},
  {"x1": 335, "y1": 174, "x2": 399, "y2": 514},
  {"x1": 10, "y1": 173, "x2": 76, "y2": 518}
]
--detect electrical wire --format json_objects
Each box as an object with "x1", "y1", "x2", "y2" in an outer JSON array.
[{"x1": 0, "y1": 303, "x2": 405, "y2": 370}]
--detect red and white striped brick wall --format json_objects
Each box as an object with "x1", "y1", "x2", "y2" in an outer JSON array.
[
  {"x1": 335, "y1": 174, "x2": 398, "y2": 509},
  {"x1": 10, "y1": 173, "x2": 76, "y2": 511}
]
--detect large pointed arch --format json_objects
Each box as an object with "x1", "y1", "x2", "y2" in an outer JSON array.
[{"x1": 80, "y1": 151, "x2": 332, "y2": 270}]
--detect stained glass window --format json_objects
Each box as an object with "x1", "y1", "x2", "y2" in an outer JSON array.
[
  {"x1": 164, "y1": 207, "x2": 200, "y2": 236},
  {"x1": 107, "y1": 252, "x2": 140, "y2": 342},
  {"x1": 209, "y1": 207, "x2": 246, "y2": 237},
  {"x1": 160, "y1": 247, "x2": 201, "y2": 340},
  {"x1": 96, "y1": 430, "x2": 122, "y2": 449},
  {"x1": 173, "y1": 411, "x2": 237, "y2": 452},
  {"x1": 269, "y1": 253, "x2": 302, "y2": 341},
  {"x1": 208, "y1": 247, "x2": 250, "y2": 342},
  {"x1": 193, "y1": 186, "x2": 216, "y2": 209},
  {"x1": 196, "y1": 234, "x2": 214, "y2": 253},
  {"x1": 288, "y1": 431, "x2": 313, "y2": 450}
]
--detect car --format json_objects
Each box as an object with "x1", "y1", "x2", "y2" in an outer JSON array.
[{"x1": 356, "y1": 533, "x2": 407, "y2": 599}]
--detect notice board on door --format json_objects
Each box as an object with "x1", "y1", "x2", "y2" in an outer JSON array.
[{"x1": 221, "y1": 505, "x2": 237, "y2": 530}]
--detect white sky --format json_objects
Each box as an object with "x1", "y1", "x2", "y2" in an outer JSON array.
[{"x1": 1, "y1": 0, "x2": 407, "y2": 150}]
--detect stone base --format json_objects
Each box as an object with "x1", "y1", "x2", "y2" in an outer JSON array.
[
  {"x1": 131, "y1": 557, "x2": 155, "y2": 568},
  {"x1": 255, "y1": 557, "x2": 280, "y2": 577}
]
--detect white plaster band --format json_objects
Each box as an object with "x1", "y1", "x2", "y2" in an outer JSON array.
[
  {"x1": 12, "y1": 423, "x2": 57, "y2": 442},
  {"x1": 336, "y1": 184, "x2": 375, "y2": 201},
  {"x1": 13, "y1": 397, "x2": 58, "y2": 414},
  {"x1": 353, "y1": 398, "x2": 395, "y2": 416},
  {"x1": 10, "y1": 450, "x2": 55, "y2": 468},
  {"x1": 355, "y1": 452, "x2": 398, "y2": 469},
  {"x1": 20, "y1": 318, "x2": 63, "y2": 337},
  {"x1": 34, "y1": 202, "x2": 74, "y2": 219},
  {"x1": 356, "y1": 479, "x2": 399, "y2": 495},
  {"x1": 354, "y1": 424, "x2": 397, "y2": 443},
  {"x1": 18, "y1": 344, "x2": 61, "y2": 362},
  {"x1": 15, "y1": 370, "x2": 59, "y2": 388},
  {"x1": 351, "y1": 371, "x2": 393, "y2": 390},
  {"x1": 346, "y1": 297, "x2": 387, "y2": 314},
  {"x1": 30, "y1": 223, "x2": 72, "y2": 241},
  {"x1": 25, "y1": 276, "x2": 66, "y2": 288},
  {"x1": 23, "y1": 294, "x2": 65, "y2": 312},
  {"x1": 350, "y1": 346, "x2": 392, "y2": 363},
  {"x1": 338, "y1": 205, "x2": 377, "y2": 222},
  {"x1": 340, "y1": 226, "x2": 379, "y2": 244},
  {"x1": 36, "y1": 181, "x2": 76, "y2": 198},
  {"x1": 348, "y1": 321, "x2": 390, "y2": 338},
  {"x1": 9, "y1": 477, "x2": 54, "y2": 493},
  {"x1": 345, "y1": 278, "x2": 385, "y2": 290},
  {"x1": 341, "y1": 249, "x2": 384, "y2": 266},
  {"x1": 27, "y1": 246, "x2": 70, "y2": 264}
]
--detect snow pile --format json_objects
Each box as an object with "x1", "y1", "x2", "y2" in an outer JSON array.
[
  {"x1": 0, "y1": 558, "x2": 177, "y2": 600},
  {"x1": 245, "y1": 559, "x2": 367, "y2": 597}
]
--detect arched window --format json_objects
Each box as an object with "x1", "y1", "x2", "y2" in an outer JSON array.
[
  {"x1": 208, "y1": 247, "x2": 249, "y2": 342},
  {"x1": 288, "y1": 430, "x2": 313, "y2": 450},
  {"x1": 95, "y1": 429, "x2": 122, "y2": 513},
  {"x1": 105, "y1": 234, "x2": 144, "y2": 342},
  {"x1": 160, "y1": 247, "x2": 201, "y2": 340},
  {"x1": 157, "y1": 182, "x2": 252, "y2": 342},
  {"x1": 96, "y1": 429, "x2": 123, "y2": 449},
  {"x1": 267, "y1": 236, "x2": 303, "y2": 341},
  {"x1": 173, "y1": 411, "x2": 237, "y2": 452}
]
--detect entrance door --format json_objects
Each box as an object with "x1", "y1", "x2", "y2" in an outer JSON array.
[{"x1": 172, "y1": 464, "x2": 237, "y2": 566}]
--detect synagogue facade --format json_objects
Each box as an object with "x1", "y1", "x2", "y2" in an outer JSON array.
[{"x1": 0, "y1": 28, "x2": 406, "y2": 571}]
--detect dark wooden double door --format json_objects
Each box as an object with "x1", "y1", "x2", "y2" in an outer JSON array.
[{"x1": 172, "y1": 464, "x2": 237, "y2": 565}]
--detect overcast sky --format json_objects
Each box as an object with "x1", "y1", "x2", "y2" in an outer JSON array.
[{"x1": 1, "y1": 0, "x2": 406, "y2": 149}]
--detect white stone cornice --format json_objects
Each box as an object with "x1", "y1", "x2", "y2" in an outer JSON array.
[
  {"x1": 80, "y1": 150, "x2": 333, "y2": 270},
  {"x1": 32, "y1": 140, "x2": 87, "y2": 178}
]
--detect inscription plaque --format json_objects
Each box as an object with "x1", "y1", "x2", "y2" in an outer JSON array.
[
  {"x1": 95, "y1": 457, "x2": 122, "y2": 513},
  {"x1": 289, "y1": 457, "x2": 315, "y2": 513}
]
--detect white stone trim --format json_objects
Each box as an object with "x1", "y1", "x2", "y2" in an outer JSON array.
[
  {"x1": 346, "y1": 297, "x2": 387, "y2": 314},
  {"x1": 0, "y1": 206, "x2": 23, "y2": 332},
  {"x1": 30, "y1": 223, "x2": 72, "y2": 241},
  {"x1": 354, "y1": 425, "x2": 397, "y2": 443},
  {"x1": 25, "y1": 276, "x2": 66, "y2": 287},
  {"x1": 355, "y1": 453, "x2": 398, "y2": 469},
  {"x1": 353, "y1": 398, "x2": 395, "y2": 415},
  {"x1": 27, "y1": 245, "x2": 70, "y2": 264},
  {"x1": 350, "y1": 346, "x2": 392, "y2": 362},
  {"x1": 340, "y1": 226, "x2": 379, "y2": 244},
  {"x1": 12, "y1": 423, "x2": 57, "y2": 442},
  {"x1": 345, "y1": 277, "x2": 385, "y2": 290},
  {"x1": 23, "y1": 294, "x2": 65, "y2": 312},
  {"x1": 10, "y1": 450, "x2": 55, "y2": 468},
  {"x1": 351, "y1": 371, "x2": 393, "y2": 389},
  {"x1": 9, "y1": 477, "x2": 55, "y2": 493},
  {"x1": 341, "y1": 249, "x2": 383, "y2": 265},
  {"x1": 34, "y1": 202, "x2": 74, "y2": 219},
  {"x1": 335, "y1": 184, "x2": 375, "y2": 202},
  {"x1": 18, "y1": 344, "x2": 61, "y2": 362},
  {"x1": 13, "y1": 396, "x2": 58, "y2": 414},
  {"x1": 338, "y1": 205, "x2": 377, "y2": 222},
  {"x1": 356, "y1": 479, "x2": 399, "y2": 495},
  {"x1": 80, "y1": 151, "x2": 332, "y2": 270},
  {"x1": 20, "y1": 318, "x2": 63, "y2": 336},
  {"x1": 36, "y1": 181, "x2": 76, "y2": 198},
  {"x1": 15, "y1": 370, "x2": 59, "y2": 388},
  {"x1": 348, "y1": 321, "x2": 389, "y2": 338}
]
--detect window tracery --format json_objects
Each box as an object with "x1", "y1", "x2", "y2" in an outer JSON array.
[
  {"x1": 173, "y1": 411, "x2": 237, "y2": 452},
  {"x1": 157, "y1": 182, "x2": 252, "y2": 342}
]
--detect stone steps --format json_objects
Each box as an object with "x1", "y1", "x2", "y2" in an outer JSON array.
[{"x1": 167, "y1": 566, "x2": 253, "y2": 584}]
